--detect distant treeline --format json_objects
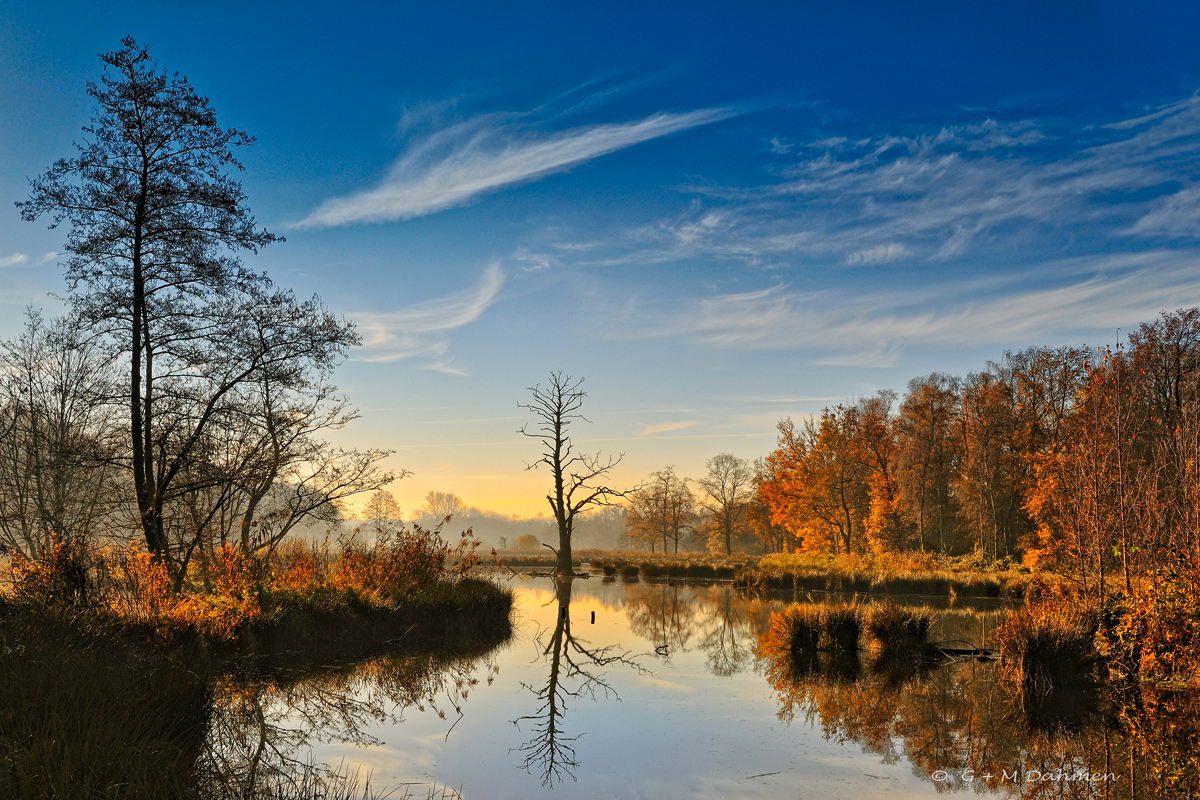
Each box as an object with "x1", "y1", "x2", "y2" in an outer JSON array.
[
  {"x1": 350, "y1": 489, "x2": 629, "y2": 552},
  {"x1": 622, "y1": 308, "x2": 1200, "y2": 596},
  {"x1": 752, "y1": 307, "x2": 1200, "y2": 601}
]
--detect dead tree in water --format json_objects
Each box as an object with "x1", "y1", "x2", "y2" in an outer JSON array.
[{"x1": 519, "y1": 372, "x2": 622, "y2": 575}]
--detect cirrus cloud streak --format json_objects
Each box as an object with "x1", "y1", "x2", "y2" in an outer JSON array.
[
  {"x1": 654, "y1": 251, "x2": 1200, "y2": 366},
  {"x1": 298, "y1": 106, "x2": 738, "y2": 228},
  {"x1": 353, "y1": 264, "x2": 505, "y2": 370}
]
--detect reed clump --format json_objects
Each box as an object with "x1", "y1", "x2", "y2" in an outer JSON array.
[
  {"x1": 773, "y1": 603, "x2": 823, "y2": 654},
  {"x1": 823, "y1": 603, "x2": 862, "y2": 654},
  {"x1": 769, "y1": 601, "x2": 863, "y2": 655},
  {"x1": 994, "y1": 599, "x2": 1098, "y2": 698},
  {"x1": 863, "y1": 601, "x2": 940, "y2": 661}
]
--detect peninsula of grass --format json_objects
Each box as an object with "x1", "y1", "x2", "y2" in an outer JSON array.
[
  {"x1": 0, "y1": 531, "x2": 514, "y2": 799},
  {"x1": 0, "y1": 591, "x2": 511, "y2": 800}
]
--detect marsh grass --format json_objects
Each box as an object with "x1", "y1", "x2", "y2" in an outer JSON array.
[
  {"x1": 767, "y1": 602, "x2": 863, "y2": 665},
  {"x1": 494, "y1": 549, "x2": 1033, "y2": 597},
  {"x1": 0, "y1": 605, "x2": 208, "y2": 799},
  {"x1": 995, "y1": 600, "x2": 1098, "y2": 703},
  {"x1": 861, "y1": 601, "x2": 943, "y2": 680},
  {"x1": 738, "y1": 551, "x2": 1034, "y2": 598},
  {"x1": 574, "y1": 550, "x2": 753, "y2": 580},
  {"x1": 823, "y1": 603, "x2": 862, "y2": 654},
  {"x1": 773, "y1": 604, "x2": 823, "y2": 654}
]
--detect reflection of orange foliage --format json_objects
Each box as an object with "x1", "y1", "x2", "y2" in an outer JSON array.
[{"x1": 757, "y1": 633, "x2": 1192, "y2": 797}]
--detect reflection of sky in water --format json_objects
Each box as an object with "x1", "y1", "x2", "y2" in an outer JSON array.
[{"x1": 290, "y1": 577, "x2": 1007, "y2": 799}]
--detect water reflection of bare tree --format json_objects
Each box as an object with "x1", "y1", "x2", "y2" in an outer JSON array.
[
  {"x1": 696, "y1": 585, "x2": 755, "y2": 677},
  {"x1": 624, "y1": 582, "x2": 698, "y2": 653},
  {"x1": 202, "y1": 649, "x2": 499, "y2": 797},
  {"x1": 514, "y1": 575, "x2": 644, "y2": 786}
]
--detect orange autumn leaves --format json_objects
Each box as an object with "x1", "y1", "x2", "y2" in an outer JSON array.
[{"x1": 9, "y1": 525, "x2": 481, "y2": 639}]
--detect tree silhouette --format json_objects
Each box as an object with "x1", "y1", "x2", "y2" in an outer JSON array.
[
  {"x1": 19, "y1": 39, "x2": 359, "y2": 572},
  {"x1": 519, "y1": 372, "x2": 622, "y2": 574}
]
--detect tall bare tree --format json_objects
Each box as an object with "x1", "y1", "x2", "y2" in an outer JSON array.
[
  {"x1": 19, "y1": 40, "x2": 359, "y2": 575},
  {"x1": 519, "y1": 372, "x2": 622, "y2": 574}
]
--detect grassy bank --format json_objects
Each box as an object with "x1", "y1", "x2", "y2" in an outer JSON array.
[
  {"x1": 735, "y1": 551, "x2": 1034, "y2": 598},
  {"x1": 0, "y1": 528, "x2": 513, "y2": 799},
  {"x1": 0, "y1": 589, "x2": 511, "y2": 799},
  {"x1": 580, "y1": 550, "x2": 755, "y2": 579}
]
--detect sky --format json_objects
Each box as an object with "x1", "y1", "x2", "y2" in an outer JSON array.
[{"x1": 3, "y1": 1, "x2": 1200, "y2": 518}]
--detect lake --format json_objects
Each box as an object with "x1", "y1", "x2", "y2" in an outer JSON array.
[{"x1": 209, "y1": 574, "x2": 1191, "y2": 798}]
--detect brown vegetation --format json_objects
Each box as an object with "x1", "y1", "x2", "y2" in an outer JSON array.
[
  {"x1": 0, "y1": 596, "x2": 509, "y2": 800},
  {"x1": 756, "y1": 309, "x2": 1200, "y2": 689},
  {"x1": 5, "y1": 524, "x2": 493, "y2": 642}
]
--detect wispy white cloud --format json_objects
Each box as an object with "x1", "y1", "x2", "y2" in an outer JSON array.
[
  {"x1": 37, "y1": 252, "x2": 58, "y2": 264},
  {"x1": 353, "y1": 264, "x2": 504, "y2": 368},
  {"x1": 583, "y1": 97, "x2": 1200, "y2": 268},
  {"x1": 0, "y1": 253, "x2": 28, "y2": 267},
  {"x1": 421, "y1": 359, "x2": 470, "y2": 377},
  {"x1": 768, "y1": 137, "x2": 792, "y2": 154},
  {"x1": 298, "y1": 106, "x2": 738, "y2": 228},
  {"x1": 846, "y1": 243, "x2": 909, "y2": 265},
  {"x1": 654, "y1": 251, "x2": 1200, "y2": 365},
  {"x1": 640, "y1": 420, "x2": 697, "y2": 436},
  {"x1": 510, "y1": 247, "x2": 555, "y2": 272}
]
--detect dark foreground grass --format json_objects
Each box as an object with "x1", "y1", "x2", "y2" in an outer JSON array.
[
  {"x1": 0, "y1": 578, "x2": 513, "y2": 800},
  {"x1": 0, "y1": 604, "x2": 207, "y2": 799}
]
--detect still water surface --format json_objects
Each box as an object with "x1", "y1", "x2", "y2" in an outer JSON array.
[{"x1": 215, "y1": 576, "x2": 1151, "y2": 799}]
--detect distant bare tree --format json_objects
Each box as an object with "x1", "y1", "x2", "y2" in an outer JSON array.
[
  {"x1": 519, "y1": 372, "x2": 622, "y2": 574},
  {"x1": 422, "y1": 490, "x2": 467, "y2": 521},
  {"x1": 363, "y1": 490, "x2": 402, "y2": 535},
  {"x1": 625, "y1": 466, "x2": 696, "y2": 554},
  {"x1": 698, "y1": 453, "x2": 752, "y2": 555}
]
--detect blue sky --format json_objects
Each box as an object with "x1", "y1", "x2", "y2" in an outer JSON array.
[{"x1": 3, "y1": 1, "x2": 1200, "y2": 516}]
